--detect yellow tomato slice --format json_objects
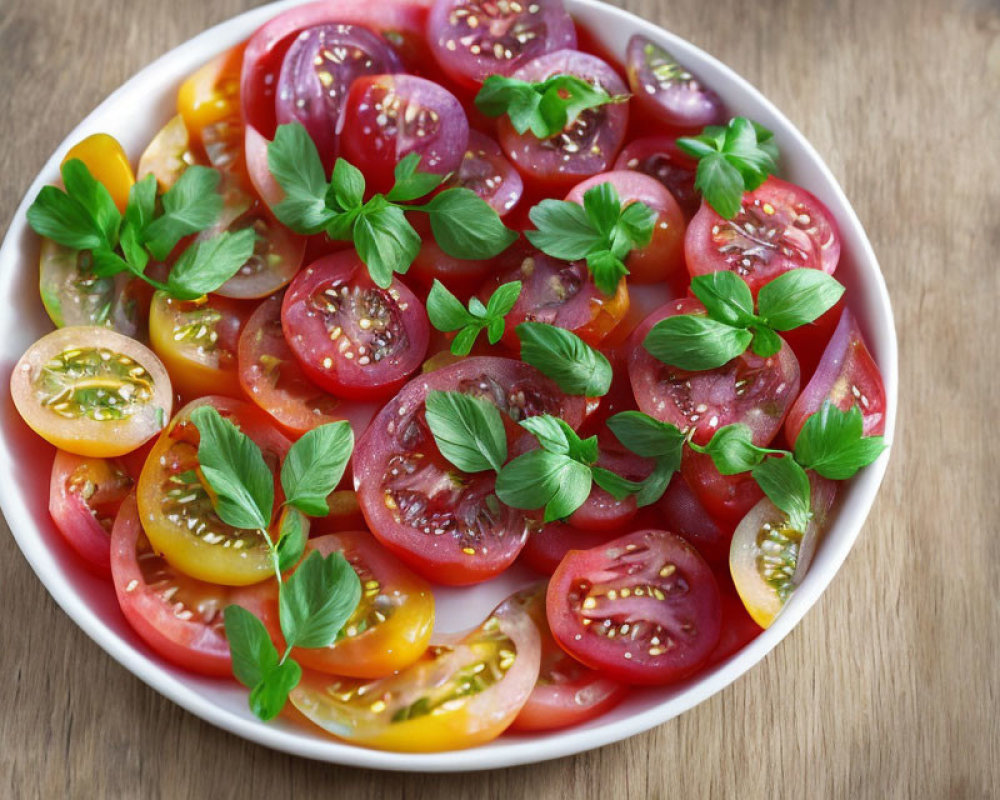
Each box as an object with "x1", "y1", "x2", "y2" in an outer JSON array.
[{"x1": 62, "y1": 133, "x2": 135, "y2": 212}]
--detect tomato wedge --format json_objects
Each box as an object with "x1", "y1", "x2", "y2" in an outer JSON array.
[{"x1": 288, "y1": 592, "x2": 540, "y2": 751}]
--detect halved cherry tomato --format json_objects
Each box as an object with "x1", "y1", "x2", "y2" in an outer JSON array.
[
  {"x1": 613, "y1": 135, "x2": 700, "y2": 219},
  {"x1": 680, "y1": 448, "x2": 764, "y2": 528},
  {"x1": 547, "y1": 528, "x2": 722, "y2": 684},
  {"x1": 498, "y1": 50, "x2": 629, "y2": 191},
  {"x1": 11, "y1": 326, "x2": 172, "y2": 458},
  {"x1": 685, "y1": 177, "x2": 841, "y2": 295},
  {"x1": 177, "y1": 43, "x2": 247, "y2": 172},
  {"x1": 341, "y1": 74, "x2": 469, "y2": 195},
  {"x1": 730, "y1": 476, "x2": 836, "y2": 628},
  {"x1": 148, "y1": 291, "x2": 251, "y2": 401},
  {"x1": 137, "y1": 115, "x2": 195, "y2": 192},
  {"x1": 628, "y1": 298, "x2": 801, "y2": 446},
  {"x1": 253, "y1": 532, "x2": 434, "y2": 678},
  {"x1": 281, "y1": 251, "x2": 430, "y2": 400},
  {"x1": 565, "y1": 170, "x2": 686, "y2": 286},
  {"x1": 136, "y1": 396, "x2": 290, "y2": 586},
  {"x1": 657, "y1": 474, "x2": 733, "y2": 566},
  {"x1": 785, "y1": 308, "x2": 887, "y2": 446},
  {"x1": 111, "y1": 493, "x2": 260, "y2": 676},
  {"x1": 238, "y1": 293, "x2": 379, "y2": 438},
  {"x1": 509, "y1": 584, "x2": 628, "y2": 731},
  {"x1": 444, "y1": 131, "x2": 524, "y2": 217},
  {"x1": 288, "y1": 592, "x2": 540, "y2": 751},
  {"x1": 704, "y1": 570, "x2": 763, "y2": 667},
  {"x1": 274, "y1": 25, "x2": 402, "y2": 167},
  {"x1": 353, "y1": 357, "x2": 586, "y2": 585},
  {"x1": 314, "y1": 489, "x2": 368, "y2": 532},
  {"x1": 480, "y1": 246, "x2": 629, "y2": 348},
  {"x1": 567, "y1": 432, "x2": 654, "y2": 532},
  {"x1": 427, "y1": 0, "x2": 577, "y2": 88},
  {"x1": 520, "y1": 522, "x2": 620, "y2": 576},
  {"x1": 49, "y1": 449, "x2": 133, "y2": 576},
  {"x1": 62, "y1": 133, "x2": 134, "y2": 213},
  {"x1": 625, "y1": 35, "x2": 725, "y2": 135}
]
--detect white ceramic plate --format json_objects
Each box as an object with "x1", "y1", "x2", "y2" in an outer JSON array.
[{"x1": 0, "y1": 0, "x2": 897, "y2": 772}]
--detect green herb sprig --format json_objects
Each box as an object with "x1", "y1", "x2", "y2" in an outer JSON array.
[
  {"x1": 267, "y1": 123, "x2": 517, "y2": 288},
  {"x1": 426, "y1": 280, "x2": 522, "y2": 356},
  {"x1": 643, "y1": 269, "x2": 844, "y2": 371},
  {"x1": 515, "y1": 322, "x2": 612, "y2": 397},
  {"x1": 676, "y1": 117, "x2": 779, "y2": 219},
  {"x1": 526, "y1": 182, "x2": 658, "y2": 295},
  {"x1": 190, "y1": 407, "x2": 359, "y2": 720},
  {"x1": 475, "y1": 74, "x2": 628, "y2": 140},
  {"x1": 27, "y1": 160, "x2": 255, "y2": 301}
]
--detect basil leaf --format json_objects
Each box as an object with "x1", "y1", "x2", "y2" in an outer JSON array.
[
  {"x1": 591, "y1": 467, "x2": 643, "y2": 502},
  {"x1": 756, "y1": 269, "x2": 845, "y2": 331},
  {"x1": 276, "y1": 509, "x2": 309, "y2": 573},
  {"x1": 516, "y1": 322, "x2": 612, "y2": 396},
  {"x1": 689, "y1": 271, "x2": 756, "y2": 327},
  {"x1": 248, "y1": 659, "x2": 302, "y2": 722},
  {"x1": 387, "y1": 153, "x2": 445, "y2": 202},
  {"x1": 592, "y1": 457, "x2": 676, "y2": 508},
  {"x1": 485, "y1": 280, "x2": 522, "y2": 318},
  {"x1": 526, "y1": 199, "x2": 605, "y2": 260},
  {"x1": 693, "y1": 153, "x2": 744, "y2": 220},
  {"x1": 426, "y1": 280, "x2": 475, "y2": 332},
  {"x1": 27, "y1": 185, "x2": 105, "y2": 251},
  {"x1": 424, "y1": 188, "x2": 518, "y2": 260},
  {"x1": 190, "y1": 405, "x2": 274, "y2": 532},
  {"x1": 166, "y1": 229, "x2": 256, "y2": 300},
  {"x1": 543, "y1": 460, "x2": 594, "y2": 521},
  {"x1": 224, "y1": 605, "x2": 279, "y2": 690},
  {"x1": 279, "y1": 550, "x2": 361, "y2": 650},
  {"x1": 143, "y1": 165, "x2": 223, "y2": 260},
  {"x1": 606, "y1": 411, "x2": 686, "y2": 459},
  {"x1": 643, "y1": 315, "x2": 753, "y2": 370},
  {"x1": 495, "y1": 449, "x2": 592, "y2": 522},
  {"x1": 698, "y1": 424, "x2": 778, "y2": 475},
  {"x1": 750, "y1": 456, "x2": 812, "y2": 532},
  {"x1": 327, "y1": 158, "x2": 366, "y2": 212},
  {"x1": 281, "y1": 421, "x2": 355, "y2": 517},
  {"x1": 269, "y1": 122, "x2": 335, "y2": 234},
  {"x1": 61, "y1": 158, "x2": 121, "y2": 247},
  {"x1": 354, "y1": 200, "x2": 421, "y2": 288},
  {"x1": 793, "y1": 401, "x2": 887, "y2": 480},
  {"x1": 750, "y1": 325, "x2": 783, "y2": 358},
  {"x1": 424, "y1": 390, "x2": 508, "y2": 473},
  {"x1": 450, "y1": 325, "x2": 481, "y2": 356}
]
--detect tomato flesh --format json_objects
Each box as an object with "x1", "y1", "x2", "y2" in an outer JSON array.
[
  {"x1": 656, "y1": 475, "x2": 733, "y2": 567},
  {"x1": 613, "y1": 135, "x2": 700, "y2": 219},
  {"x1": 547, "y1": 529, "x2": 722, "y2": 685}
]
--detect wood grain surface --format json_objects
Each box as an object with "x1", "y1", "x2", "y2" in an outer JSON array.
[{"x1": 1, "y1": 0, "x2": 998, "y2": 797}]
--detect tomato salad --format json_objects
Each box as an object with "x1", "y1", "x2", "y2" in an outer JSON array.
[{"x1": 10, "y1": 0, "x2": 888, "y2": 752}]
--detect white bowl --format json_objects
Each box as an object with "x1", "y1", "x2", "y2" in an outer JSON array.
[{"x1": 0, "y1": 0, "x2": 897, "y2": 772}]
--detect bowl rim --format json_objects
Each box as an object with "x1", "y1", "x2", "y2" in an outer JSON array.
[{"x1": 0, "y1": 0, "x2": 898, "y2": 772}]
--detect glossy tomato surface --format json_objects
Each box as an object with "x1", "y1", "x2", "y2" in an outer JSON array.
[
  {"x1": 353, "y1": 357, "x2": 586, "y2": 585},
  {"x1": 613, "y1": 135, "x2": 699, "y2": 219},
  {"x1": 547, "y1": 529, "x2": 722, "y2": 685},
  {"x1": 444, "y1": 130, "x2": 524, "y2": 217}
]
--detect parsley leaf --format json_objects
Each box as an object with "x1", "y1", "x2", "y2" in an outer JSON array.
[
  {"x1": 166, "y1": 229, "x2": 257, "y2": 300},
  {"x1": 424, "y1": 390, "x2": 508, "y2": 473},
  {"x1": 143, "y1": 165, "x2": 223, "y2": 260},
  {"x1": 61, "y1": 158, "x2": 121, "y2": 247},
  {"x1": 249, "y1": 660, "x2": 302, "y2": 722},
  {"x1": 386, "y1": 153, "x2": 446, "y2": 203},
  {"x1": 516, "y1": 321, "x2": 612, "y2": 397},
  {"x1": 224, "y1": 605, "x2": 278, "y2": 691},
  {"x1": 278, "y1": 549, "x2": 362, "y2": 650},
  {"x1": 423, "y1": 188, "x2": 519, "y2": 260},
  {"x1": 280, "y1": 422, "x2": 355, "y2": 517},
  {"x1": 27, "y1": 178, "x2": 107, "y2": 252},
  {"x1": 275, "y1": 509, "x2": 309, "y2": 572},
  {"x1": 677, "y1": 117, "x2": 779, "y2": 219},
  {"x1": 353, "y1": 199, "x2": 422, "y2": 287},
  {"x1": 689, "y1": 424, "x2": 782, "y2": 475},
  {"x1": 426, "y1": 280, "x2": 521, "y2": 355},
  {"x1": 270, "y1": 122, "x2": 336, "y2": 234},
  {"x1": 793, "y1": 401, "x2": 887, "y2": 479}
]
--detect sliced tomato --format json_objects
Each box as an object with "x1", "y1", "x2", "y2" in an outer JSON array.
[
  {"x1": 704, "y1": 570, "x2": 763, "y2": 666},
  {"x1": 137, "y1": 114, "x2": 195, "y2": 192},
  {"x1": 445, "y1": 131, "x2": 524, "y2": 217},
  {"x1": 547, "y1": 528, "x2": 722, "y2": 685},
  {"x1": 177, "y1": 43, "x2": 247, "y2": 174},
  {"x1": 785, "y1": 307, "x2": 887, "y2": 446},
  {"x1": 498, "y1": 50, "x2": 628, "y2": 192},
  {"x1": 253, "y1": 532, "x2": 434, "y2": 678},
  {"x1": 62, "y1": 133, "x2": 134, "y2": 213},
  {"x1": 353, "y1": 357, "x2": 586, "y2": 585},
  {"x1": 565, "y1": 170, "x2": 686, "y2": 286},
  {"x1": 313, "y1": 489, "x2": 368, "y2": 532},
  {"x1": 427, "y1": 0, "x2": 577, "y2": 88},
  {"x1": 481, "y1": 246, "x2": 629, "y2": 349},
  {"x1": 238, "y1": 293, "x2": 379, "y2": 438},
  {"x1": 288, "y1": 592, "x2": 540, "y2": 751},
  {"x1": 657, "y1": 474, "x2": 733, "y2": 567},
  {"x1": 136, "y1": 396, "x2": 290, "y2": 586},
  {"x1": 730, "y1": 476, "x2": 837, "y2": 628},
  {"x1": 49, "y1": 449, "x2": 133, "y2": 577},
  {"x1": 509, "y1": 584, "x2": 628, "y2": 731},
  {"x1": 148, "y1": 291, "x2": 251, "y2": 401},
  {"x1": 685, "y1": 177, "x2": 841, "y2": 295},
  {"x1": 281, "y1": 252, "x2": 430, "y2": 400},
  {"x1": 10, "y1": 326, "x2": 172, "y2": 458},
  {"x1": 520, "y1": 522, "x2": 621, "y2": 576},
  {"x1": 628, "y1": 298, "x2": 801, "y2": 446},
  {"x1": 111, "y1": 493, "x2": 262, "y2": 676},
  {"x1": 625, "y1": 35, "x2": 725, "y2": 135},
  {"x1": 613, "y1": 135, "x2": 700, "y2": 219},
  {"x1": 680, "y1": 448, "x2": 764, "y2": 528}
]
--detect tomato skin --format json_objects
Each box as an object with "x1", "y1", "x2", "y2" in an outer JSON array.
[
  {"x1": 520, "y1": 522, "x2": 621, "y2": 576},
  {"x1": 254, "y1": 532, "x2": 435, "y2": 678},
  {"x1": 704, "y1": 570, "x2": 763, "y2": 667},
  {"x1": 613, "y1": 135, "x2": 700, "y2": 219},
  {"x1": 288, "y1": 593, "x2": 541, "y2": 751},
  {"x1": 785, "y1": 307, "x2": 887, "y2": 447},
  {"x1": 657, "y1": 474, "x2": 733, "y2": 567},
  {"x1": 281, "y1": 252, "x2": 431, "y2": 401},
  {"x1": 49, "y1": 450, "x2": 133, "y2": 577},
  {"x1": 680, "y1": 448, "x2": 765, "y2": 528},
  {"x1": 509, "y1": 584, "x2": 628, "y2": 731},
  {"x1": 444, "y1": 130, "x2": 524, "y2": 217},
  {"x1": 62, "y1": 133, "x2": 134, "y2": 213},
  {"x1": 547, "y1": 529, "x2": 722, "y2": 685}
]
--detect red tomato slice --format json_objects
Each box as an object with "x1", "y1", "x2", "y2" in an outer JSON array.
[
  {"x1": 680, "y1": 448, "x2": 764, "y2": 528},
  {"x1": 353, "y1": 357, "x2": 586, "y2": 585},
  {"x1": 509, "y1": 584, "x2": 628, "y2": 731},
  {"x1": 281, "y1": 251, "x2": 430, "y2": 400},
  {"x1": 288, "y1": 592, "x2": 540, "y2": 751},
  {"x1": 704, "y1": 569, "x2": 763, "y2": 667},
  {"x1": 520, "y1": 522, "x2": 621, "y2": 576},
  {"x1": 111, "y1": 493, "x2": 264, "y2": 676},
  {"x1": 238, "y1": 293, "x2": 380, "y2": 439},
  {"x1": 567, "y1": 432, "x2": 654, "y2": 532},
  {"x1": 656, "y1": 475, "x2": 733, "y2": 567},
  {"x1": 546, "y1": 529, "x2": 722, "y2": 685},
  {"x1": 49, "y1": 450, "x2": 133, "y2": 577},
  {"x1": 685, "y1": 177, "x2": 841, "y2": 295},
  {"x1": 613, "y1": 135, "x2": 700, "y2": 219},
  {"x1": 444, "y1": 130, "x2": 524, "y2": 217},
  {"x1": 785, "y1": 307, "x2": 887, "y2": 446},
  {"x1": 628, "y1": 298, "x2": 801, "y2": 446}
]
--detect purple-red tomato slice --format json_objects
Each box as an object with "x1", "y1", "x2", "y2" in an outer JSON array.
[{"x1": 613, "y1": 135, "x2": 700, "y2": 219}]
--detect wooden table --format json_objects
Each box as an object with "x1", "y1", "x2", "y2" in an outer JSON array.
[{"x1": 1, "y1": 0, "x2": 997, "y2": 796}]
